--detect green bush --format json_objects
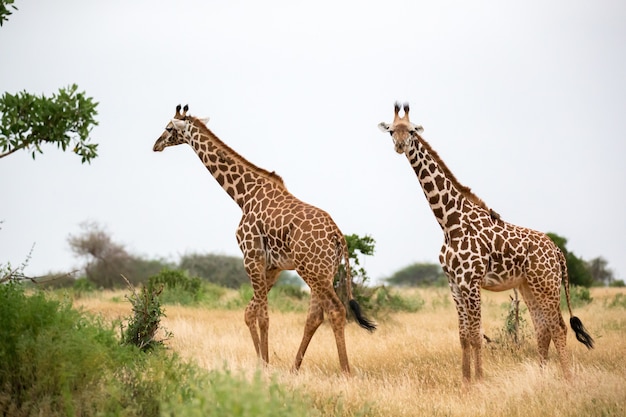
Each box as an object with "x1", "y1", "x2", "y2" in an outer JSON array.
[
  {"x1": 0, "y1": 282, "x2": 120, "y2": 414},
  {"x1": 162, "y1": 368, "x2": 319, "y2": 417},
  {"x1": 0, "y1": 282, "x2": 322, "y2": 416},
  {"x1": 606, "y1": 293, "x2": 626, "y2": 309},
  {"x1": 121, "y1": 280, "x2": 170, "y2": 352},
  {"x1": 561, "y1": 285, "x2": 593, "y2": 310},
  {"x1": 148, "y1": 268, "x2": 204, "y2": 305},
  {"x1": 372, "y1": 286, "x2": 425, "y2": 313},
  {"x1": 227, "y1": 283, "x2": 310, "y2": 312}
]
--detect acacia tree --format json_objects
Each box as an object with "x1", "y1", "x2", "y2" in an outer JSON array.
[
  {"x1": 0, "y1": 85, "x2": 99, "y2": 163},
  {"x1": 0, "y1": 2, "x2": 99, "y2": 163}
]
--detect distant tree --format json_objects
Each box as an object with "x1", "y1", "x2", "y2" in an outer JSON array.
[
  {"x1": 276, "y1": 271, "x2": 305, "y2": 288},
  {"x1": 547, "y1": 232, "x2": 594, "y2": 287},
  {"x1": 586, "y1": 256, "x2": 615, "y2": 287},
  {"x1": 386, "y1": 262, "x2": 447, "y2": 287},
  {"x1": 178, "y1": 252, "x2": 249, "y2": 289},
  {"x1": 68, "y1": 222, "x2": 167, "y2": 288}
]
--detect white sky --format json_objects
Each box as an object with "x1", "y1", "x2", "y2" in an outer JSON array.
[{"x1": 1, "y1": 0, "x2": 625, "y2": 284}]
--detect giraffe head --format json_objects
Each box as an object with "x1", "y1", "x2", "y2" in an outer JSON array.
[
  {"x1": 153, "y1": 104, "x2": 209, "y2": 152},
  {"x1": 378, "y1": 102, "x2": 424, "y2": 155}
]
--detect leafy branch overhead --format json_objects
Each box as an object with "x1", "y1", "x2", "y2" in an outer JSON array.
[
  {"x1": 0, "y1": 84, "x2": 99, "y2": 163},
  {"x1": 0, "y1": 0, "x2": 17, "y2": 26}
]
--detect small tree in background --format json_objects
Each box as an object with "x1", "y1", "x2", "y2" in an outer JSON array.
[
  {"x1": 586, "y1": 256, "x2": 615, "y2": 287},
  {"x1": 68, "y1": 221, "x2": 168, "y2": 288},
  {"x1": 179, "y1": 252, "x2": 249, "y2": 289},
  {"x1": 385, "y1": 262, "x2": 447, "y2": 287},
  {"x1": 547, "y1": 232, "x2": 594, "y2": 287}
]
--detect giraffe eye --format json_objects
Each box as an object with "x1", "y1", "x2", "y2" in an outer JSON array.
[
  {"x1": 388, "y1": 131, "x2": 394, "y2": 137},
  {"x1": 166, "y1": 127, "x2": 173, "y2": 133}
]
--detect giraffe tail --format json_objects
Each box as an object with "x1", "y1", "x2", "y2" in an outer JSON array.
[
  {"x1": 340, "y1": 235, "x2": 376, "y2": 332},
  {"x1": 559, "y1": 248, "x2": 594, "y2": 349}
]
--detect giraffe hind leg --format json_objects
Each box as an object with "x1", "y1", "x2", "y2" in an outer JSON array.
[
  {"x1": 244, "y1": 300, "x2": 262, "y2": 359},
  {"x1": 292, "y1": 297, "x2": 324, "y2": 372}
]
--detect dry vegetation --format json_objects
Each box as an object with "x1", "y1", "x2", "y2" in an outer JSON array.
[{"x1": 75, "y1": 287, "x2": 626, "y2": 417}]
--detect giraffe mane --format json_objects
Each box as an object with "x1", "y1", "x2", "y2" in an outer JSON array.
[
  {"x1": 415, "y1": 133, "x2": 491, "y2": 213},
  {"x1": 189, "y1": 116, "x2": 287, "y2": 188}
]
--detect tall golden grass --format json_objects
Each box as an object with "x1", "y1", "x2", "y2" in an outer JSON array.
[{"x1": 76, "y1": 287, "x2": 626, "y2": 416}]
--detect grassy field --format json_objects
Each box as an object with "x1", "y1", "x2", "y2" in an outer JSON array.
[{"x1": 75, "y1": 287, "x2": 626, "y2": 417}]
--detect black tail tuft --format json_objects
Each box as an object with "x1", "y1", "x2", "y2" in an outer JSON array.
[
  {"x1": 570, "y1": 316, "x2": 594, "y2": 349},
  {"x1": 349, "y1": 299, "x2": 376, "y2": 332}
]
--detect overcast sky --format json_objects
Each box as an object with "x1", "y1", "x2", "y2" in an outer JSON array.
[{"x1": 1, "y1": 1, "x2": 625, "y2": 284}]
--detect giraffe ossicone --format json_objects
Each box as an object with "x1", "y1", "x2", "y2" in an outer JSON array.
[
  {"x1": 153, "y1": 105, "x2": 375, "y2": 375},
  {"x1": 379, "y1": 101, "x2": 593, "y2": 382}
]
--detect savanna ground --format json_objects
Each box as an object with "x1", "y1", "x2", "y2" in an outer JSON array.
[{"x1": 75, "y1": 287, "x2": 626, "y2": 417}]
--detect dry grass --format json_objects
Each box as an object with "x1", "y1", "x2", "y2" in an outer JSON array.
[{"x1": 75, "y1": 287, "x2": 626, "y2": 417}]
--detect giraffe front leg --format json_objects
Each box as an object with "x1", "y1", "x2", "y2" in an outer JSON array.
[{"x1": 450, "y1": 277, "x2": 483, "y2": 382}]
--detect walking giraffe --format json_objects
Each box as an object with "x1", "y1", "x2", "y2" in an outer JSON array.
[
  {"x1": 378, "y1": 102, "x2": 593, "y2": 382},
  {"x1": 153, "y1": 105, "x2": 375, "y2": 374}
]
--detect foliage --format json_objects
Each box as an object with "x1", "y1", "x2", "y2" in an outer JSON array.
[
  {"x1": 0, "y1": 0, "x2": 16, "y2": 27},
  {"x1": 147, "y1": 268, "x2": 204, "y2": 305},
  {"x1": 0, "y1": 84, "x2": 99, "y2": 163},
  {"x1": 68, "y1": 221, "x2": 169, "y2": 288},
  {"x1": 385, "y1": 262, "x2": 447, "y2": 287},
  {"x1": 0, "y1": 282, "x2": 319, "y2": 416},
  {"x1": 179, "y1": 252, "x2": 249, "y2": 289},
  {"x1": 277, "y1": 270, "x2": 305, "y2": 287},
  {"x1": 162, "y1": 368, "x2": 319, "y2": 417},
  {"x1": 547, "y1": 232, "x2": 594, "y2": 287},
  {"x1": 561, "y1": 285, "x2": 593, "y2": 310},
  {"x1": 229, "y1": 283, "x2": 310, "y2": 313},
  {"x1": 372, "y1": 286, "x2": 425, "y2": 313},
  {"x1": 0, "y1": 282, "x2": 118, "y2": 414},
  {"x1": 606, "y1": 293, "x2": 626, "y2": 309},
  {"x1": 120, "y1": 277, "x2": 171, "y2": 351},
  {"x1": 334, "y1": 233, "x2": 375, "y2": 307}
]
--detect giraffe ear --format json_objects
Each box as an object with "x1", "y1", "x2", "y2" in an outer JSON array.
[
  {"x1": 378, "y1": 122, "x2": 392, "y2": 132},
  {"x1": 198, "y1": 117, "x2": 210, "y2": 126},
  {"x1": 171, "y1": 119, "x2": 186, "y2": 130},
  {"x1": 412, "y1": 124, "x2": 424, "y2": 134}
]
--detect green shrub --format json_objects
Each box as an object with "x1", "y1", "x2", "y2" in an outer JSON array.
[
  {"x1": 372, "y1": 286, "x2": 425, "y2": 313},
  {"x1": 121, "y1": 279, "x2": 170, "y2": 352},
  {"x1": 73, "y1": 276, "x2": 96, "y2": 295},
  {"x1": 148, "y1": 268, "x2": 204, "y2": 305},
  {"x1": 561, "y1": 285, "x2": 593, "y2": 310},
  {"x1": 161, "y1": 367, "x2": 319, "y2": 417},
  {"x1": 606, "y1": 293, "x2": 626, "y2": 308},
  {"x1": 0, "y1": 282, "x2": 323, "y2": 416},
  {"x1": 0, "y1": 282, "x2": 119, "y2": 414}
]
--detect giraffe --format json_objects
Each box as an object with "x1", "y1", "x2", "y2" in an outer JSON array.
[
  {"x1": 378, "y1": 102, "x2": 593, "y2": 382},
  {"x1": 153, "y1": 105, "x2": 375, "y2": 374}
]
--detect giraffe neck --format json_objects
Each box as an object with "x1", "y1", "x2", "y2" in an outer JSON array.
[
  {"x1": 405, "y1": 135, "x2": 485, "y2": 232},
  {"x1": 187, "y1": 118, "x2": 285, "y2": 208}
]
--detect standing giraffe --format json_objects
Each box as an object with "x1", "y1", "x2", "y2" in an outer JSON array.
[
  {"x1": 378, "y1": 102, "x2": 593, "y2": 382},
  {"x1": 153, "y1": 105, "x2": 375, "y2": 374}
]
